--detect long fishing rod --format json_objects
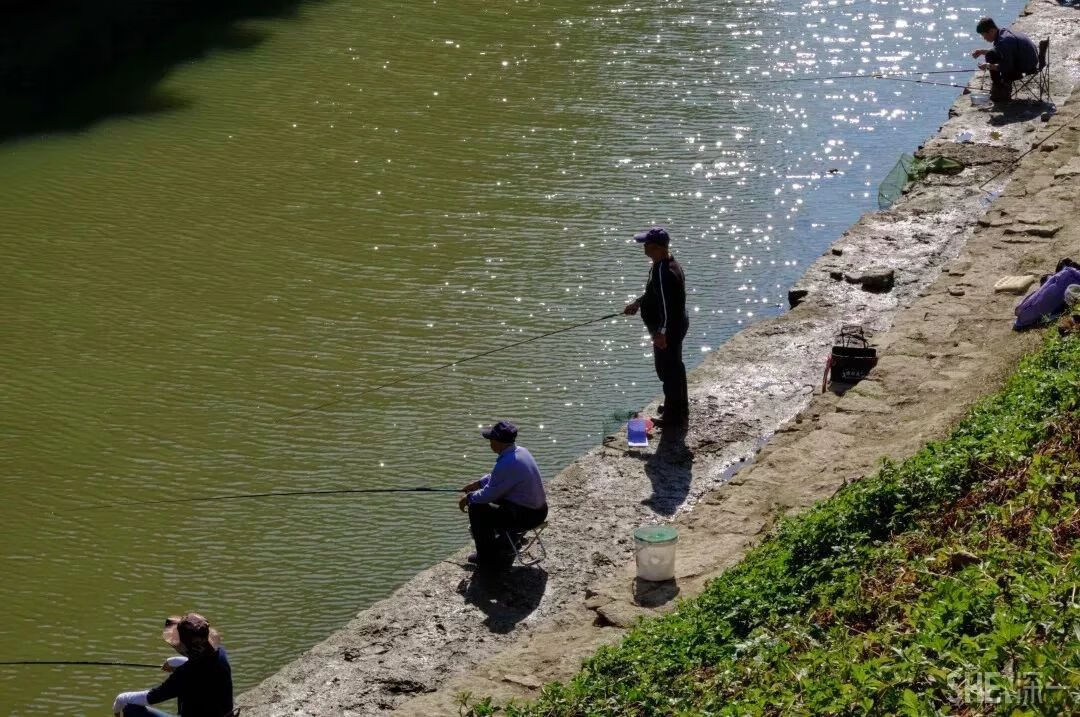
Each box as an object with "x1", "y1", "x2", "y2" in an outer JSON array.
[
  {"x1": 281, "y1": 311, "x2": 621, "y2": 421},
  {"x1": 754, "y1": 68, "x2": 976, "y2": 84},
  {"x1": 871, "y1": 75, "x2": 975, "y2": 90},
  {"x1": 75, "y1": 486, "x2": 463, "y2": 511},
  {"x1": 0, "y1": 660, "x2": 159, "y2": 669}
]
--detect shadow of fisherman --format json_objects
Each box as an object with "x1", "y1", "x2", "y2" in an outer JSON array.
[
  {"x1": 459, "y1": 420, "x2": 549, "y2": 571},
  {"x1": 112, "y1": 613, "x2": 234, "y2": 717}
]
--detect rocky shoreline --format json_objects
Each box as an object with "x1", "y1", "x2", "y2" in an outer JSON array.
[{"x1": 239, "y1": 2, "x2": 1080, "y2": 714}]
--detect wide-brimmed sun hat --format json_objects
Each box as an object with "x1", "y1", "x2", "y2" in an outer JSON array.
[{"x1": 162, "y1": 612, "x2": 221, "y2": 652}]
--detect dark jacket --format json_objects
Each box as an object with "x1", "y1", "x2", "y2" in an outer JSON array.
[
  {"x1": 639, "y1": 257, "x2": 688, "y2": 337},
  {"x1": 994, "y1": 27, "x2": 1038, "y2": 76},
  {"x1": 147, "y1": 647, "x2": 233, "y2": 717}
]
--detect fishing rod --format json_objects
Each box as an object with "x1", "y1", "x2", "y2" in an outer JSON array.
[
  {"x1": 756, "y1": 70, "x2": 984, "y2": 89},
  {"x1": 754, "y1": 68, "x2": 975, "y2": 84},
  {"x1": 75, "y1": 486, "x2": 463, "y2": 511},
  {"x1": 281, "y1": 311, "x2": 622, "y2": 421},
  {"x1": 0, "y1": 660, "x2": 159, "y2": 669},
  {"x1": 871, "y1": 75, "x2": 976, "y2": 90}
]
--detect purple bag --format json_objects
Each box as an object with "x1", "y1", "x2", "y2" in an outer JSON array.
[{"x1": 1014, "y1": 266, "x2": 1080, "y2": 329}]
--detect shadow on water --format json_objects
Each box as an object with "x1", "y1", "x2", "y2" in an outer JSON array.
[
  {"x1": 0, "y1": 0, "x2": 321, "y2": 142},
  {"x1": 457, "y1": 565, "x2": 548, "y2": 634}
]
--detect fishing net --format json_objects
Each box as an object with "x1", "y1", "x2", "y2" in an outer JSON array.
[
  {"x1": 877, "y1": 153, "x2": 914, "y2": 209},
  {"x1": 878, "y1": 154, "x2": 965, "y2": 209}
]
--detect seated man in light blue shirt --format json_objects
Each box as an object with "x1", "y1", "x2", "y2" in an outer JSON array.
[{"x1": 459, "y1": 420, "x2": 548, "y2": 570}]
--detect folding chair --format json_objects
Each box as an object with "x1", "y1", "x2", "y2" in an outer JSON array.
[
  {"x1": 1013, "y1": 38, "x2": 1050, "y2": 104},
  {"x1": 506, "y1": 521, "x2": 548, "y2": 567}
]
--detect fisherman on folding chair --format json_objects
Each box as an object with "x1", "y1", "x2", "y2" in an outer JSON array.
[
  {"x1": 970, "y1": 16, "x2": 1039, "y2": 104},
  {"x1": 459, "y1": 421, "x2": 549, "y2": 571}
]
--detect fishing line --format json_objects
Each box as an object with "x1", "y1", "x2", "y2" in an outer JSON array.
[
  {"x1": 280, "y1": 311, "x2": 621, "y2": 421},
  {"x1": 0, "y1": 660, "x2": 159, "y2": 669},
  {"x1": 74, "y1": 486, "x2": 463, "y2": 511},
  {"x1": 978, "y1": 111, "x2": 1072, "y2": 190}
]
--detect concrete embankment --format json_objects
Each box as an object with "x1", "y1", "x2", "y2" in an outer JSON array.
[{"x1": 239, "y1": 2, "x2": 1080, "y2": 714}]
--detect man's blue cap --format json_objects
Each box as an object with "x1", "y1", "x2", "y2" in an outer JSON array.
[
  {"x1": 633, "y1": 226, "x2": 670, "y2": 246},
  {"x1": 482, "y1": 420, "x2": 518, "y2": 442}
]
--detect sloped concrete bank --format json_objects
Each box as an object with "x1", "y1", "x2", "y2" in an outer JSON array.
[{"x1": 240, "y1": 3, "x2": 1080, "y2": 714}]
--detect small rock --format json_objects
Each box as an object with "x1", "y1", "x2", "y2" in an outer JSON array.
[
  {"x1": 831, "y1": 247, "x2": 844, "y2": 256},
  {"x1": 503, "y1": 674, "x2": 543, "y2": 689},
  {"x1": 948, "y1": 550, "x2": 981, "y2": 570},
  {"x1": 947, "y1": 260, "x2": 972, "y2": 277},
  {"x1": 829, "y1": 269, "x2": 845, "y2": 281},
  {"x1": 788, "y1": 287, "x2": 810, "y2": 308},
  {"x1": 844, "y1": 267, "x2": 895, "y2": 293},
  {"x1": 948, "y1": 287, "x2": 965, "y2": 297},
  {"x1": 1015, "y1": 212, "x2": 1047, "y2": 225},
  {"x1": 1054, "y1": 159, "x2": 1080, "y2": 177},
  {"x1": 1040, "y1": 141, "x2": 1059, "y2": 152},
  {"x1": 1004, "y1": 224, "x2": 1062, "y2": 238}
]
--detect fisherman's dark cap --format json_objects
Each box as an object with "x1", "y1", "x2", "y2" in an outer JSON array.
[
  {"x1": 482, "y1": 420, "x2": 518, "y2": 442},
  {"x1": 633, "y1": 226, "x2": 670, "y2": 246}
]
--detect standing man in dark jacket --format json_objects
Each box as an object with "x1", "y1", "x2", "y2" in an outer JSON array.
[
  {"x1": 971, "y1": 17, "x2": 1038, "y2": 103},
  {"x1": 623, "y1": 226, "x2": 689, "y2": 429}
]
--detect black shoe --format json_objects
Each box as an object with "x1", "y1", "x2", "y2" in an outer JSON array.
[{"x1": 652, "y1": 415, "x2": 688, "y2": 430}]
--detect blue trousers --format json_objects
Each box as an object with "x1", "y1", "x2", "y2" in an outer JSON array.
[{"x1": 123, "y1": 705, "x2": 174, "y2": 717}]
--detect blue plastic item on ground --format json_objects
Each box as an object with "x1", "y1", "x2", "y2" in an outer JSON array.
[{"x1": 627, "y1": 418, "x2": 649, "y2": 447}]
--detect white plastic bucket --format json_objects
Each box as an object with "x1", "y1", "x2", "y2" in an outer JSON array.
[{"x1": 634, "y1": 524, "x2": 678, "y2": 581}]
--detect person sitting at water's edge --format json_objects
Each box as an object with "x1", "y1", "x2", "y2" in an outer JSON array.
[
  {"x1": 459, "y1": 420, "x2": 548, "y2": 569},
  {"x1": 971, "y1": 16, "x2": 1038, "y2": 104},
  {"x1": 623, "y1": 226, "x2": 690, "y2": 430},
  {"x1": 112, "y1": 613, "x2": 233, "y2": 717}
]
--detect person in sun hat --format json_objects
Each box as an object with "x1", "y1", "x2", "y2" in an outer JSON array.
[
  {"x1": 623, "y1": 226, "x2": 690, "y2": 430},
  {"x1": 112, "y1": 612, "x2": 233, "y2": 717},
  {"x1": 459, "y1": 420, "x2": 548, "y2": 570}
]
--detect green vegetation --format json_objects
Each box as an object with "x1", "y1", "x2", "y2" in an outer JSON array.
[{"x1": 462, "y1": 333, "x2": 1080, "y2": 716}]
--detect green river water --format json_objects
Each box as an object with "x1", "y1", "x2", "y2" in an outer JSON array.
[{"x1": 1, "y1": 0, "x2": 1023, "y2": 712}]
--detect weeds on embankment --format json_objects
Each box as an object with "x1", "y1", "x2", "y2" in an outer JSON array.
[{"x1": 458, "y1": 333, "x2": 1080, "y2": 716}]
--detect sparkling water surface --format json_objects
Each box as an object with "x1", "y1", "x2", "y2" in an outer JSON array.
[{"x1": 0, "y1": 0, "x2": 1023, "y2": 711}]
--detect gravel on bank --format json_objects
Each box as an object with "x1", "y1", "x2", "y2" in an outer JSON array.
[{"x1": 239, "y1": 2, "x2": 1080, "y2": 714}]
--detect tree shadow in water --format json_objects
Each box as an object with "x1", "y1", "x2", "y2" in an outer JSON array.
[
  {"x1": 0, "y1": 0, "x2": 321, "y2": 142},
  {"x1": 457, "y1": 565, "x2": 548, "y2": 634}
]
